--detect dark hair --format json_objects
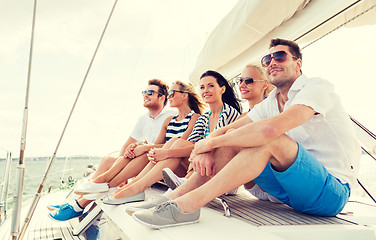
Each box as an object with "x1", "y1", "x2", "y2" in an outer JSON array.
[
  {"x1": 173, "y1": 80, "x2": 205, "y2": 114},
  {"x1": 148, "y1": 79, "x2": 169, "y2": 106},
  {"x1": 270, "y1": 38, "x2": 302, "y2": 60},
  {"x1": 200, "y1": 70, "x2": 241, "y2": 113}
]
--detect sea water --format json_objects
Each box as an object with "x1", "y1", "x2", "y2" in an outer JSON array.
[{"x1": 0, "y1": 156, "x2": 101, "y2": 207}]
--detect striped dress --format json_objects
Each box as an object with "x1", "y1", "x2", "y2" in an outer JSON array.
[
  {"x1": 165, "y1": 110, "x2": 195, "y2": 142},
  {"x1": 187, "y1": 103, "x2": 240, "y2": 142}
]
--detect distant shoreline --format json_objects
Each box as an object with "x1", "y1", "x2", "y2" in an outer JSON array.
[{"x1": 0, "y1": 156, "x2": 102, "y2": 161}]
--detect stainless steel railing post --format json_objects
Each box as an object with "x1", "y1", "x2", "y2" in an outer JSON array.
[{"x1": 0, "y1": 151, "x2": 12, "y2": 223}]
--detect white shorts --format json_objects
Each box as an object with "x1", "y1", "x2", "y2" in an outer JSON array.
[{"x1": 246, "y1": 184, "x2": 282, "y2": 203}]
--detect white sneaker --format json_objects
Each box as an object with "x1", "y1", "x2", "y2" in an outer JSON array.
[
  {"x1": 162, "y1": 168, "x2": 186, "y2": 190},
  {"x1": 83, "y1": 187, "x2": 118, "y2": 200},
  {"x1": 74, "y1": 182, "x2": 109, "y2": 195}
]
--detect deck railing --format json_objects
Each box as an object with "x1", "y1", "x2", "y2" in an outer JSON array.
[
  {"x1": 0, "y1": 154, "x2": 93, "y2": 226},
  {"x1": 0, "y1": 151, "x2": 12, "y2": 223}
]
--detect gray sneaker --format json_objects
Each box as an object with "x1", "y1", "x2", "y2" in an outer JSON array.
[
  {"x1": 132, "y1": 201, "x2": 200, "y2": 229},
  {"x1": 125, "y1": 195, "x2": 169, "y2": 212}
]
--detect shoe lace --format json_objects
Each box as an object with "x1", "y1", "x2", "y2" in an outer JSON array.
[
  {"x1": 155, "y1": 201, "x2": 174, "y2": 213},
  {"x1": 60, "y1": 204, "x2": 71, "y2": 211}
]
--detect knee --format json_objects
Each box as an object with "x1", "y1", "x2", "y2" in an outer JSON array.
[
  {"x1": 167, "y1": 137, "x2": 179, "y2": 143},
  {"x1": 163, "y1": 137, "x2": 178, "y2": 148},
  {"x1": 171, "y1": 139, "x2": 191, "y2": 148}
]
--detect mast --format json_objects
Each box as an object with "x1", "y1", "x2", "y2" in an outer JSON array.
[{"x1": 11, "y1": 0, "x2": 37, "y2": 239}]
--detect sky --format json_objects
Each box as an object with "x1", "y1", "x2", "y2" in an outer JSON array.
[
  {"x1": 0, "y1": 0, "x2": 375, "y2": 158},
  {"x1": 0, "y1": 0, "x2": 239, "y2": 157}
]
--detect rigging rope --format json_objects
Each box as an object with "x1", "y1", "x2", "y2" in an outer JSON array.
[
  {"x1": 301, "y1": 3, "x2": 375, "y2": 50},
  {"x1": 18, "y1": 1, "x2": 119, "y2": 239}
]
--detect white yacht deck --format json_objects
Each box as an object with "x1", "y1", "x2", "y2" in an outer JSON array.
[
  {"x1": 1, "y1": 185, "x2": 375, "y2": 240},
  {"x1": 98, "y1": 184, "x2": 376, "y2": 240}
]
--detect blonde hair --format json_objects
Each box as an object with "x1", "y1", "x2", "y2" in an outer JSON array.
[
  {"x1": 172, "y1": 80, "x2": 205, "y2": 114},
  {"x1": 245, "y1": 64, "x2": 275, "y2": 98}
]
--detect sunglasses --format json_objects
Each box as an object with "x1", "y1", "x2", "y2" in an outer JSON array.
[
  {"x1": 168, "y1": 90, "x2": 186, "y2": 98},
  {"x1": 142, "y1": 90, "x2": 163, "y2": 97},
  {"x1": 235, "y1": 77, "x2": 265, "y2": 85},
  {"x1": 261, "y1": 50, "x2": 298, "y2": 67}
]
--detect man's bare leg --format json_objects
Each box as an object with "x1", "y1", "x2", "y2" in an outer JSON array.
[
  {"x1": 75, "y1": 155, "x2": 119, "y2": 208},
  {"x1": 175, "y1": 135, "x2": 298, "y2": 212},
  {"x1": 90, "y1": 155, "x2": 119, "y2": 179},
  {"x1": 93, "y1": 156, "x2": 131, "y2": 184}
]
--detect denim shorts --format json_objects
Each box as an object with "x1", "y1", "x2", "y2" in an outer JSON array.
[{"x1": 253, "y1": 143, "x2": 350, "y2": 216}]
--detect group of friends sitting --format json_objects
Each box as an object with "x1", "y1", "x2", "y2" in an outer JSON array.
[{"x1": 47, "y1": 38, "x2": 360, "y2": 233}]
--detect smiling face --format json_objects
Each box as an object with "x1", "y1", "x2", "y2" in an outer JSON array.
[
  {"x1": 143, "y1": 84, "x2": 164, "y2": 109},
  {"x1": 199, "y1": 76, "x2": 225, "y2": 104},
  {"x1": 238, "y1": 66, "x2": 268, "y2": 101},
  {"x1": 265, "y1": 45, "x2": 302, "y2": 89}
]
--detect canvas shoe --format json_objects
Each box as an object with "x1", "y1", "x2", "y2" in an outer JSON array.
[
  {"x1": 102, "y1": 191, "x2": 145, "y2": 205},
  {"x1": 74, "y1": 182, "x2": 109, "y2": 195},
  {"x1": 162, "y1": 168, "x2": 186, "y2": 190},
  {"x1": 83, "y1": 187, "x2": 118, "y2": 200},
  {"x1": 46, "y1": 202, "x2": 69, "y2": 211},
  {"x1": 132, "y1": 201, "x2": 200, "y2": 229},
  {"x1": 125, "y1": 195, "x2": 169, "y2": 212},
  {"x1": 48, "y1": 204, "x2": 83, "y2": 221}
]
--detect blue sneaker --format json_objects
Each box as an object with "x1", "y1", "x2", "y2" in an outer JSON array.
[
  {"x1": 47, "y1": 202, "x2": 69, "y2": 211},
  {"x1": 49, "y1": 204, "x2": 83, "y2": 221},
  {"x1": 84, "y1": 225, "x2": 100, "y2": 240}
]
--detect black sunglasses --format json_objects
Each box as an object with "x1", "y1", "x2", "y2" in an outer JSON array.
[
  {"x1": 142, "y1": 90, "x2": 163, "y2": 96},
  {"x1": 235, "y1": 77, "x2": 265, "y2": 85},
  {"x1": 168, "y1": 90, "x2": 186, "y2": 98},
  {"x1": 261, "y1": 50, "x2": 298, "y2": 68}
]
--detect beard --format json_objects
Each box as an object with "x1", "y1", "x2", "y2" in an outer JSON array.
[{"x1": 144, "y1": 101, "x2": 160, "y2": 110}]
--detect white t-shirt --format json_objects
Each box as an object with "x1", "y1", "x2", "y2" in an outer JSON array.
[
  {"x1": 131, "y1": 108, "x2": 177, "y2": 144},
  {"x1": 248, "y1": 74, "x2": 360, "y2": 188}
]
